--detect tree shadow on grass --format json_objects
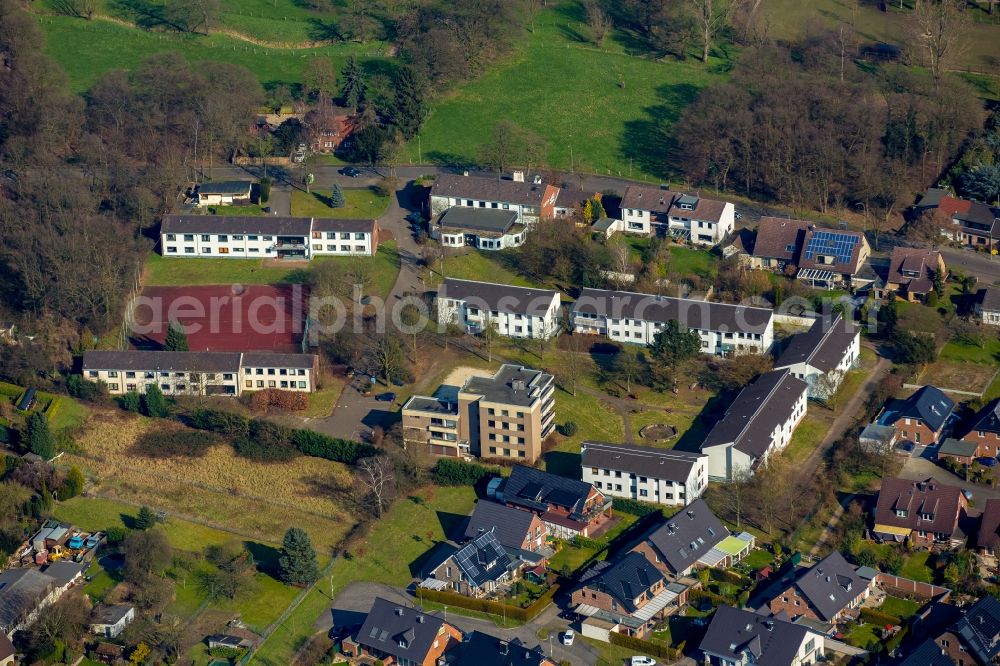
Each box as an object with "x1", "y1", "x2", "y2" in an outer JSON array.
[
  {"x1": 245, "y1": 541, "x2": 282, "y2": 575},
  {"x1": 672, "y1": 389, "x2": 732, "y2": 453},
  {"x1": 424, "y1": 151, "x2": 477, "y2": 170},
  {"x1": 620, "y1": 82, "x2": 704, "y2": 180},
  {"x1": 409, "y1": 540, "x2": 456, "y2": 579},
  {"x1": 307, "y1": 18, "x2": 341, "y2": 42}
]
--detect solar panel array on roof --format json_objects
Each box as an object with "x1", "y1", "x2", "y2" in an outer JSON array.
[{"x1": 803, "y1": 231, "x2": 859, "y2": 265}]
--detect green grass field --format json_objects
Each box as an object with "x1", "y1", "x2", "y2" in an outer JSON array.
[
  {"x1": 403, "y1": 3, "x2": 724, "y2": 180},
  {"x1": 900, "y1": 551, "x2": 934, "y2": 583},
  {"x1": 290, "y1": 187, "x2": 390, "y2": 219},
  {"x1": 432, "y1": 250, "x2": 547, "y2": 289},
  {"x1": 940, "y1": 337, "x2": 1000, "y2": 364}
]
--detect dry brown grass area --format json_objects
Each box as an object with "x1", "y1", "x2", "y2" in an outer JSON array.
[
  {"x1": 67, "y1": 412, "x2": 357, "y2": 552},
  {"x1": 917, "y1": 361, "x2": 997, "y2": 395}
]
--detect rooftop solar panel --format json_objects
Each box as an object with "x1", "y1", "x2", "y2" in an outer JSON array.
[{"x1": 804, "y1": 231, "x2": 859, "y2": 265}]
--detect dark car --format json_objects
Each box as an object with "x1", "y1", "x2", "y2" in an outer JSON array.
[
  {"x1": 977, "y1": 457, "x2": 999, "y2": 467},
  {"x1": 340, "y1": 166, "x2": 362, "y2": 177},
  {"x1": 376, "y1": 392, "x2": 396, "y2": 402}
]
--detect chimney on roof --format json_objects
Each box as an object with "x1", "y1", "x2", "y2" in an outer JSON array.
[
  {"x1": 512, "y1": 170, "x2": 525, "y2": 183},
  {"x1": 498, "y1": 641, "x2": 509, "y2": 655},
  {"x1": 512, "y1": 380, "x2": 527, "y2": 391},
  {"x1": 416, "y1": 615, "x2": 425, "y2": 623},
  {"x1": 765, "y1": 620, "x2": 774, "y2": 631}
]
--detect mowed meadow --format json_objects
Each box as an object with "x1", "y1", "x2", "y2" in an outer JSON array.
[{"x1": 65, "y1": 412, "x2": 356, "y2": 553}]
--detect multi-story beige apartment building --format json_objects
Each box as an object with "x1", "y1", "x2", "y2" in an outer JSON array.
[{"x1": 401, "y1": 364, "x2": 555, "y2": 462}]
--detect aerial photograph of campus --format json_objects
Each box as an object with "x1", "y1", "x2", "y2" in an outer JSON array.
[{"x1": 2, "y1": 0, "x2": 1000, "y2": 664}]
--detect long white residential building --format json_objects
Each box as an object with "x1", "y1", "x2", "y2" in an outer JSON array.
[
  {"x1": 774, "y1": 314, "x2": 860, "y2": 400},
  {"x1": 581, "y1": 441, "x2": 708, "y2": 507},
  {"x1": 698, "y1": 369, "x2": 808, "y2": 482},
  {"x1": 571, "y1": 288, "x2": 774, "y2": 355},
  {"x1": 428, "y1": 173, "x2": 561, "y2": 226},
  {"x1": 82, "y1": 350, "x2": 318, "y2": 396},
  {"x1": 160, "y1": 215, "x2": 379, "y2": 260},
  {"x1": 437, "y1": 278, "x2": 562, "y2": 340},
  {"x1": 619, "y1": 187, "x2": 735, "y2": 246}
]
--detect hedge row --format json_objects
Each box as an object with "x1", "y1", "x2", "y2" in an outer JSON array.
[
  {"x1": 610, "y1": 498, "x2": 661, "y2": 517},
  {"x1": 432, "y1": 458, "x2": 500, "y2": 486},
  {"x1": 417, "y1": 580, "x2": 561, "y2": 623},
  {"x1": 609, "y1": 632, "x2": 677, "y2": 660},
  {"x1": 249, "y1": 388, "x2": 308, "y2": 413},
  {"x1": 860, "y1": 607, "x2": 902, "y2": 627},
  {"x1": 188, "y1": 408, "x2": 378, "y2": 463}
]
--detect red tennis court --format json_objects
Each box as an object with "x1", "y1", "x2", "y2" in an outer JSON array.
[{"x1": 130, "y1": 285, "x2": 307, "y2": 353}]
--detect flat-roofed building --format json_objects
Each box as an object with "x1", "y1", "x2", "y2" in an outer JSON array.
[
  {"x1": 432, "y1": 207, "x2": 526, "y2": 250},
  {"x1": 195, "y1": 181, "x2": 252, "y2": 207},
  {"x1": 581, "y1": 441, "x2": 708, "y2": 506},
  {"x1": 437, "y1": 278, "x2": 562, "y2": 340}
]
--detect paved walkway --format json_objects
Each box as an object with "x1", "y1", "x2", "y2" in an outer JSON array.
[{"x1": 808, "y1": 494, "x2": 856, "y2": 558}]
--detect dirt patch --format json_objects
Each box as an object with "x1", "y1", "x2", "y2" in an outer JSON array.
[
  {"x1": 918, "y1": 361, "x2": 997, "y2": 395},
  {"x1": 639, "y1": 423, "x2": 677, "y2": 442},
  {"x1": 441, "y1": 365, "x2": 494, "y2": 388}
]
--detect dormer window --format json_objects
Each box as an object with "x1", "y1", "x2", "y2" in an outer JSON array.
[
  {"x1": 920, "y1": 512, "x2": 934, "y2": 521},
  {"x1": 896, "y1": 509, "x2": 908, "y2": 517}
]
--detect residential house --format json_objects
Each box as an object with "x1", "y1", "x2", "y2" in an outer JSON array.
[
  {"x1": 699, "y1": 605, "x2": 826, "y2": 666},
  {"x1": 0, "y1": 635, "x2": 12, "y2": 666},
  {"x1": 429, "y1": 173, "x2": 560, "y2": 226},
  {"x1": 304, "y1": 104, "x2": 356, "y2": 153},
  {"x1": 463, "y1": 501, "x2": 548, "y2": 558},
  {"x1": 571, "y1": 552, "x2": 673, "y2": 638},
  {"x1": 498, "y1": 465, "x2": 610, "y2": 539},
  {"x1": 161, "y1": 215, "x2": 379, "y2": 259},
  {"x1": 766, "y1": 551, "x2": 871, "y2": 626},
  {"x1": 580, "y1": 441, "x2": 708, "y2": 507},
  {"x1": 900, "y1": 638, "x2": 955, "y2": 666},
  {"x1": 977, "y1": 499, "x2": 1000, "y2": 562},
  {"x1": 774, "y1": 314, "x2": 860, "y2": 400},
  {"x1": 343, "y1": 597, "x2": 462, "y2": 666},
  {"x1": 933, "y1": 596, "x2": 1000, "y2": 666},
  {"x1": 976, "y1": 288, "x2": 1000, "y2": 326},
  {"x1": 699, "y1": 369, "x2": 808, "y2": 482},
  {"x1": 959, "y1": 397, "x2": 1000, "y2": 458},
  {"x1": 936, "y1": 438, "x2": 979, "y2": 466},
  {"x1": 82, "y1": 350, "x2": 318, "y2": 396},
  {"x1": 630, "y1": 499, "x2": 739, "y2": 577},
  {"x1": 872, "y1": 477, "x2": 968, "y2": 548},
  {"x1": 89, "y1": 605, "x2": 135, "y2": 639},
  {"x1": 571, "y1": 287, "x2": 774, "y2": 355},
  {"x1": 885, "y1": 247, "x2": 947, "y2": 303},
  {"x1": 749, "y1": 217, "x2": 871, "y2": 289},
  {"x1": 431, "y1": 207, "x2": 527, "y2": 250},
  {"x1": 423, "y1": 529, "x2": 522, "y2": 597},
  {"x1": 401, "y1": 364, "x2": 555, "y2": 462},
  {"x1": 930, "y1": 194, "x2": 1000, "y2": 249},
  {"x1": 553, "y1": 187, "x2": 598, "y2": 219},
  {"x1": 878, "y1": 385, "x2": 955, "y2": 446},
  {"x1": 195, "y1": 181, "x2": 252, "y2": 207},
  {"x1": 436, "y1": 278, "x2": 562, "y2": 340},
  {"x1": 619, "y1": 186, "x2": 735, "y2": 245},
  {"x1": 0, "y1": 567, "x2": 66, "y2": 638},
  {"x1": 438, "y1": 632, "x2": 556, "y2": 666}
]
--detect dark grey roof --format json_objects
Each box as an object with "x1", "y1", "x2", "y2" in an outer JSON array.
[
  {"x1": 310, "y1": 218, "x2": 377, "y2": 233},
  {"x1": 899, "y1": 638, "x2": 954, "y2": 666},
  {"x1": 439, "y1": 278, "x2": 561, "y2": 318},
  {"x1": 452, "y1": 530, "x2": 517, "y2": 588},
  {"x1": 621, "y1": 185, "x2": 674, "y2": 214},
  {"x1": 40, "y1": 561, "x2": 84, "y2": 588},
  {"x1": 355, "y1": 597, "x2": 450, "y2": 662},
  {"x1": 895, "y1": 386, "x2": 955, "y2": 433},
  {"x1": 161, "y1": 214, "x2": 313, "y2": 236},
  {"x1": 581, "y1": 441, "x2": 704, "y2": 483},
  {"x1": 644, "y1": 499, "x2": 728, "y2": 573},
  {"x1": 197, "y1": 181, "x2": 252, "y2": 196},
  {"x1": 699, "y1": 605, "x2": 810, "y2": 666},
  {"x1": 790, "y1": 551, "x2": 866, "y2": 621},
  {"x1": 402, "y1": 395, "x2": 459, "y2": 415},
  {"x1": 573, "y1": 288, "x2": 773, "y2": 335},
  {"x1": 774, "y1": 314, "x2": 858, "y2": 373},
  {"x1": 700, "y1": 370, "x2": 808, "y2": 459},
  {"x1": 463, "y1": 501, "x2": 538, "y2": 550},
  {"x1": 580, "y1": 551, "x2": 664, "y2": 613},
  {"x1": 83, "y1": 350, "x2": 242, "y2": 373},
  {"x1": 241, "y1": 352, "x2": 316, "y2": 369},
  {"x1": 952, "y1": 595, "x2": 1000, "y2": 664},
  {"x1": 965, "y1": 397, "x2": 1000, "y2": 437},
  {"x1": 438, "y1": 207, "x2": 519, "y2": 234},
  {"x1": 938, "y1": 438, "x2": 978, "y2": 458},
  {"x1": 0, "y1": 568, "x2": 55, "y2": 631},
  {"x1": 978, "y1": 288, "x2": 1000, "y2": 314},
  {"x1": 90, "y1": 604, "x2": 133, "y2": 626},
  {"x1": 440, "y1": 632, "x2": 550, "y2": 666},
  {"x1": 859, "y1": 424, "x2": 897, "y2": 444},
  {"x1": 431, "y1": 173, "x2": 554, "y2": 206},
  {"x1": 461, "y1": 364, "x2": 554, "y2": 409},
  {"x1": 915, "y1": 188, "x2": 948, "y2": 209},
  {"x1": 504, "y1": 465, "x2": 594, "y2": 515},
  {"x1": 555, "y1": 188, "x2": 592, "y2": 208}
]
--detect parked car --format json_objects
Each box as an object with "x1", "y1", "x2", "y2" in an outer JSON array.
[
  {"x1": 376, "y1": 392, "x2": 396, "y2": 402},
  {"x1": 340, "y1": 166, "x2": 362, "y2": 177},
  {"x1": 977, "y1": 457, "x2": 999, "y2": 467},
  {"x1": 561, "y1": 630, "x2": 575, "y2": 646},
  {"x1": 631, "y1": 658, "x2": 657, "y2": 666}
]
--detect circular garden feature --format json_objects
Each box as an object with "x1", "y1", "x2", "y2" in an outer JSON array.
[{"x1": 639, "y1": 423, "x2": 677, "y2": 443}]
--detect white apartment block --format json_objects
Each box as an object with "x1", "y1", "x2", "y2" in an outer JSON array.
[
  {"x1": 699, "y1": 369, "x2": 808, "y2": 482},
  {"x1": 437, "y1": 278, "x2": 562, "y2": 340},
  {"x1": 428, "y1": 173, "x2": 560, "y2": 226},
  {"x1": 620, "y1": 187, "x2": 735, "y2": 246},
  {"x1": 160, "y1": 215, "x2": 379, "y2": 260},
  {"x1": 572, "y1": 288, "x2": 774, "y2": 355},
  {"x1": 774, "y1": 314, "x2": 860, "y2": 400},
  {"x1": 82, "y1": 350, "x2": 318, "y2": 396},
  {"x1": 581, "y1": 441, "x2": 708, "y2": 507}
]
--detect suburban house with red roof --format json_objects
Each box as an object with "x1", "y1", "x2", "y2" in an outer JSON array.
[
  {"x1": 748, "y1": 217, "x2": 872, "y2": 290},
  {"x1": 619, "y1": 186, "x2": 734, "y2": 246},
  {"x1": 872, "y1": 477, "x2": 968, "y2": 549},
  {"x1": 885, "y1": 247, "x2": 947, "y2": 302},
  {"x1": 498, "y1": 465, "x2": 611, "y2": 539},
  {"x1": 977, "y1": 499, "x2": 1000, "y2": 563},
  {"x1": 915, "y1": 189, "x2": 1000, "y2": 250}
]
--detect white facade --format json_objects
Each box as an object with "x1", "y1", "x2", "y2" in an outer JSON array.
[
  {"x1": 162, "y1": 230, "x2": 303, "y2": 258},
  {"x1": 437, "y1": 283, "x2": 562, "y2": 340},
  {"x1": 703, "y1": 629, "x2": 824, "y2": 666},
  {"x1": 436, "y1": 228, "x2": 526, "y2": 251},
  {"x1": 621, "y1": 207, "x2": 653, "y2": 235},
  {"x1": 582, "y1": 455, "x2": 708, "y2": 507},
  {"x1": 90, "y1": 607, "x2": 135, "y2": 639},
  {"x1": 310, "y1": 228, "x2": 377, "y2": 256},
  {"x1": 429, "y1": 193, "x2": 554, "y2": 226},
  {"x1": 778, "y1": 332, "x2": 860, "y2": 400},
  {"x1": 619, "y1": 192, "x2": 735, "y2": 246},
  {"x1": 668, "y1": 200, "x2": 735, "y2": 246}
]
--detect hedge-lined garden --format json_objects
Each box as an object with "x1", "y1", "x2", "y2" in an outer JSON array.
[{"x1": 416, "y1": 579, "x2": 563, "y2": 623}]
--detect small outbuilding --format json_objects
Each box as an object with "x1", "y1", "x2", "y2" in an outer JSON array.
[{"x1": 90, "y1": 604, "x2": 135, "y2": 639}]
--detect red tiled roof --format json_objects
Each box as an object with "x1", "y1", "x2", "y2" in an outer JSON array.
[{"x1": 978, "y1": 499, "x2": 1000, "y2": 551}]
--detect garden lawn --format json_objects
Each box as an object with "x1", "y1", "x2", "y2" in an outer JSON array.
[
  {"x1": 548, "y1": 512, "x2": 639, "y2": 574},
  {"x1": 881, "y1": 595, "x2": 921, "y2": 619},
  {"x1": 668, "y1": 246, "x2": 719, "y2": 280},
  {"x1": 217, "y1": 573, "x2": 300, "y2": 633},
  {"x1": 781, "y1": 413, "x2": 827, "y2": 465},
  {"x1": 36, "y1": 14, "x2": 385, "y2": 92},
  {"x1": 740, "y1": 549, "x2": 774, "y2": 570},
  {"x1": 290, "y1": 187, "x2": 390, "y2": 219},
  {"x1": 431, "y1": 251, "x2": 546, "y2": 290},
  {"x1": 403, "y1": 2, "x2": 723, "y2": 180},
  {"x1": 251, "y1": 582, "x2": 334, "y2": 666},
  {"x1": 207, "y1": 204, "x2": 265, "y2": 216},
  {"x1": 585, "y1": 637, "x2": 659, "y2": 666},
  {"x1": 900, "y1": 551, "x2": 934, "y2": 583},
  {"x1": 939, "y1": 337, "x2": 1000, "y2": 365},
  {"x1": 845, "y1": 623, "x2": 881, "y2": 650},
  {"x1": 144, "y1": 252, "x2": 311, "y2": 286}
]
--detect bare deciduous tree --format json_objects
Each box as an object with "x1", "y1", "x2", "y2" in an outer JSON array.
[
  {"x1": 480, "y1": 312, "x2": 499, "y2": 363},
  {"x1": 585, "y1": 0, "x2": 612, "y2": 47},
  {"x1": 908, "y1": 0, "x2": 970, "y2": 81},
  {"x1": 355, "y1": 455, "x2": 396, "y2": 518},
  {"x1": 688, "y1": 0, "x2": 746, "y2": 62}
]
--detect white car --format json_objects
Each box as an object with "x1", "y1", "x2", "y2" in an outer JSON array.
[
  {"x1": 631, "y1": 658, "x2": 657, "y2": 666},
  {"x1": 562, "y1": 629, "x2": 575, "y2": 646}
]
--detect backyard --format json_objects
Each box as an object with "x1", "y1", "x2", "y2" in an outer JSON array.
[
  {"x1": 0, "y1": 382, "x2": 90, "y2": 436},
  {"x1": 290, "y1": 187, "x2": 391, "y2": 220}
]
